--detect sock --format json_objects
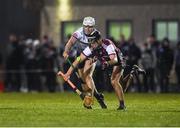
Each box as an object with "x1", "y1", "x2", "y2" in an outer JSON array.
[
  {"x1": 94, "y1": 91, "x2": 100, "y2": 100},
  {"x1": 120, "y1": 100, "x2": 125, "y2": 108}
]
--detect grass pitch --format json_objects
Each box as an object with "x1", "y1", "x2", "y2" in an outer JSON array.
[{"x1": 0, "y1": 92, "x2": 180, "y2": 127}]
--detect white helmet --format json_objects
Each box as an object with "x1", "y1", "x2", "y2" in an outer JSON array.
[{"x1": 83, "y1": 16, "x2": 95, "y2": 26}]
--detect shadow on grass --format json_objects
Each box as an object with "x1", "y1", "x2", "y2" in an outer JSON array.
[
  {"x1": 129, "y1": 109, "x2": 180, "y2": 113},
  {"x1": 0, "y1": 107, "x2": 22, "y2": 110}
]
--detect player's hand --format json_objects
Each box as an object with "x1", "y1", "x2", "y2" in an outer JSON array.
[
  {"x1": 102, "y1": 61, "x2": 109, "y2": 70},
  {"x1": 89, "y1": 57, "x2": 97, "y2": 64},
  {"x1": 63, "y1": 73, "x2": 70, "y2": 81},
  {"x1": 63, "y1": 51, "x2": 69, "y2": 60},
  {"x1": 57, "y1": 71, "x2": 70, "y2": 81},
  {"x1": 92, "y1": 56, "x2": 98, "y2": 63}
]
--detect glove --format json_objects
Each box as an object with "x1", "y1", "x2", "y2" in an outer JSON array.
[{"x1": 102, "y1": 61, "x2": 109, "y2": 70}]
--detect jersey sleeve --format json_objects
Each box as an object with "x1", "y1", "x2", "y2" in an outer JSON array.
[
  {"x1": 106, "y1": 44, "x2": 116, "y2": 55},
  {"x1": 72, "y1": 31, "x2": 80, "y2": 39},
  {"x1": 82, "y1": 46, "x2": 92, "y2": 57},
  {"x1": 72, "y1": 27, "x2": 82, "y2": 39}
]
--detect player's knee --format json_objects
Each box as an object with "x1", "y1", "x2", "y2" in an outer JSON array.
[
  {"x1": 85, "y1": 75, "x2": 92, "y2": 82},
  {"x1": 85, "y1": 76, "x2": 95, "y2": 90},
  {"x1": 111, "y1": 78, "x2": 119, "y2": 86},
  {"x1": 111, "y1": 79, "x2": 116, "y2": 86},
  {"x1": 82, "y1": 85, "x2": 92, "y2": 92},
  {"x1": 80, "y1": 77, "x2": 86, "y2": 84}
]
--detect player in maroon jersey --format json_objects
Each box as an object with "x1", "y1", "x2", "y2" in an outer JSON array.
[{"x1": 60, "y1": 30, "x2": 145, "y2": 110}]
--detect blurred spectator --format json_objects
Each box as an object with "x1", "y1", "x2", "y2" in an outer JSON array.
[
  {"x1": 128, "y1": 37, "x2": 142, "y2": 92},
  {"x1": 24, "y1": 39, "x2": 42, "y2": 92},
  {"x1": 148, "y1": 35, "x2": 160, "y2": 51},
  {"x1": 118, "y1": 34, "x2": 129, "y2": 57},
  {"x1": 174, "y1": 41, "x2": 180, "y2": 92},
  {"x1": 33, "y1": 39, "x2": 44, "y2": 92},
  {"x1": 157, "y1": 38, "x2": 174, "y2": 93},
  {"x1": 128, "y1": 37, "x2": 141, "y2": 67},
  {"x1": 56, "y1": 49, "x2": 64, "y2": 92},
  {"x1": 146, "y1": 35, "x2": 160, "y2": 91},
  {"x1": 5, "y1": 34, "x2": 24, "y2": 92},
  {"x1": 24, "y1": 39, "x2": 35, "y2": 91},
  {"x1": 118, "y1": 34, "x2": 130, "y2": 76},
  {"x1": 40, "y1": 35, "x2": 58, "y2": 92},
  {"x1": 141, "y1": 42, "x2": 155, "y2": 92}
]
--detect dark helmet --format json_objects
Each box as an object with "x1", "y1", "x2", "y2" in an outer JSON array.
[{"x1": 87, "y1": 30, "x2": 101, "y2": 43}]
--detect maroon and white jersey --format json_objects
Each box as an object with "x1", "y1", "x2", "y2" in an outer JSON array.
[{"x1": 83, "y1": 39, "x2": 123, "y2": 64}]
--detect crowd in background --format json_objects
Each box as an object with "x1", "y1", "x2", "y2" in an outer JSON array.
[
  {"x1": 0, "y1": 33, "x2": 180, "y2": 93},
  {"x1": 0, "y1": 34, "x2": 59, "y2": 92}
]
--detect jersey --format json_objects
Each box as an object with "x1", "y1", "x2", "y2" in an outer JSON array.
[
  {"x1": 72, "y1": 27, "x2": 96, "y2": 53},
  {"x1": 82, "y1": 39, "x2": 124, "y2": 66}
]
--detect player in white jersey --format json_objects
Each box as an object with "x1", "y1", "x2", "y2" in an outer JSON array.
[
  {"x1": 63, "y1": 16, "x2": 107, "y2": 109},
  {"x1": 62, "y1": 30, "x2": 126, "y2": 110},
  {"x1": 61, "y1": 30, "x2": 145, "y2": 110}
]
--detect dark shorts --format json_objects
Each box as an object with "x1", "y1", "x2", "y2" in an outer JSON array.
[{"x1": 116, "y1": 51, "x2": 126, "y2": 68}]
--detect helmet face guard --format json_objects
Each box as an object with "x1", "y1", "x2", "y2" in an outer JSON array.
[
  {"x1": 88, "y1": 36, "x2": 97, "y2": 43},
  {"x1": 87, "y1": 30, "x2": 101, "y2": 44}
]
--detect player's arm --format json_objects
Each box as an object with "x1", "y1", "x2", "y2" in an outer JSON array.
[
  {"x1": 63, "y1": 46, "x2": 92, "y2": 80},
  {"x1": 107, "y1": 54, "x2": 118, "y2": 65},
  {"x1": 63, "y1": 53, "x2": 87, "y2": 81},
  {"x1": 102, "y1": 54, "x2": 118, "y2": 69},
  {"x1": 63, "y1": 36, "x2": 77, "y2": 60}
]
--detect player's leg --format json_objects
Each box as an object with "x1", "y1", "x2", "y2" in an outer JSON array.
[
  {"x1": 78, "y1": 60, "x2": 101, "y2": 109},
  {"x1": 83, "y1": 59, "x2": 107, "y2": 109},
  {"x1": 78, "y1": 68, "x2": 93, "y2": 109},
  {"x1": 77, "y1": 59, "x2": 93, "y2": 93},
  {"x1": 78, "y1": 68, "x2": 89, "y2": 91},
  {"x1": 111, "y1": 66, "x2": 126, "y2": 110},
  {"x1": 122, "y1": 64, "x2": 146, "y2": 92},
  {"x1": 132, "y1": 65, "x2": 146, "y2": 75},
  {"x1": 123, "y1": 73, "x2": 134, "y2": 92},
  {"x1": 83, "y1": 60, "x2": 95, "y2": 95}
]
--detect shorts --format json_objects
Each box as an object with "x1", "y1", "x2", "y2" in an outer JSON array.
[{"x1": 116, "y1": 51, "x2": 126, "y2": 68}]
